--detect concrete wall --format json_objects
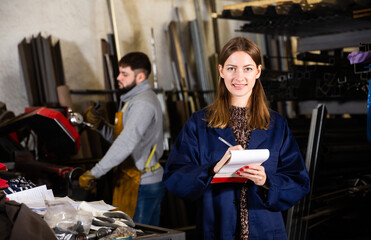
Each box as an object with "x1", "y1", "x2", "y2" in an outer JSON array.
[{"x1": 0, "y1": 0, "x2": 244, "y2": 115}]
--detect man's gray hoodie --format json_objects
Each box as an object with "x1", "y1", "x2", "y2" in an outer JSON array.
[{"x1": 90, "y1": 80, "x2": 164, "y2": 184}]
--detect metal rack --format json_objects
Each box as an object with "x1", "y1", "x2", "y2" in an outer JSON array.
[{"x1": 215, "y1": 2, "x2": 371, "y2": 106}]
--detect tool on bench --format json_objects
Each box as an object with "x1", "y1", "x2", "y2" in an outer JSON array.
[{"x1": 92, "y1": 211, "x2": 135, "y2": 229}]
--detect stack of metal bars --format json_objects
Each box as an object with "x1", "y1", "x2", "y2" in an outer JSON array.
[{"x1": 18, "y1": 33, "x2": 65, "y2": 107}]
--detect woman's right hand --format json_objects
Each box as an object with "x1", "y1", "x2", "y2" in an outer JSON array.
[{"x1": 213, "y1": 145, "x2": 243, "y2": 174}]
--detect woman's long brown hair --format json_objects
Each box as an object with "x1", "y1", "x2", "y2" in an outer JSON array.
[{"x1": 205, "y1": 36, "x2": 270, "y2": 130}]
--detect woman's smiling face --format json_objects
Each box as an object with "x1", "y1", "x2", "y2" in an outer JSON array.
[{"x1": 218, "y1": 51, "x2": 262, "y2": 107}]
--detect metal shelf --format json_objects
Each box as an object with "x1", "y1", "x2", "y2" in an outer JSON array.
[{"x1": 218, "y1": 3, "x2": 371, "y2": 50}]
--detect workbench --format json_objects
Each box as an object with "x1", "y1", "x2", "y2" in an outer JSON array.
[{"x1": 134, "y1": 223, "x2": 185, "y2": 240}]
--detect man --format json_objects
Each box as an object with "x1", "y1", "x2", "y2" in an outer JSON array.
[{"x1": 79, "y1": 52, "x2": 164, "y2": 226}]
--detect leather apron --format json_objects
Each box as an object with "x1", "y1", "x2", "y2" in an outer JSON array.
[{"x1": 112, "y1": 103, "x2": 159, "y2": 218}]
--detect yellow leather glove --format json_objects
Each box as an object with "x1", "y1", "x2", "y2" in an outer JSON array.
[
  {"x1": 79, "y1": 170, "x2": 96, "y2": 190},
  {"x1": 83, "y1": 105, "x2": 105, "y2": 130}
]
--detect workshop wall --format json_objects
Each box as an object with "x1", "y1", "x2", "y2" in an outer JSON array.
[
  {"x1": 0, "y1": 0, "x2": 109, "y2": 114},
  {"x1": 0, "y1": 0, "x2": 243, "y2": 115}
]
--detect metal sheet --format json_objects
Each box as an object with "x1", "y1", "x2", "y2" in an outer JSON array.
[
  {"x1": 297, "y1": 29, "x2": 371, "y2": 52},
  {"x1": 52, "y1": 40, "x2": 66, "y2": 86},
  {"x1": 286, "y1": 104, "x2": 327, "y2": 240},
  {"x1": 42, "y1": 35, "x2": 59, "y2": 104},
  {"x1": 30, "y1": 35, "x2": 46, "y2": 104},
  {"x1": 18, "y1": 38, "x2": 40, "y2": 106},
  {"x1": 168, "y1": 20, "x2": 190, "y2": 119}
]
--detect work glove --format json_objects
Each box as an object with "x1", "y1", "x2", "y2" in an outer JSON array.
[
  {"x1": 79, "y1": 170, "x2": 96, "y2": 190},
  {"x1": 83, "y1": 105, "x2": 105, "y2": 130}
]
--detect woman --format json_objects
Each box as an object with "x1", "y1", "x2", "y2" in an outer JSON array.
[{"x1": 163, "y1": 36, "x2": 310, "y2": 239}]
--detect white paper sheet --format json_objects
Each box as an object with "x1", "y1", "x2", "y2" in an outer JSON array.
[
  {"x1": 218, "y1": 149, "x2": 270, "y2": 174},
  {"x1": 6, "y1": 185, "x2": 55, "y2": 209}
]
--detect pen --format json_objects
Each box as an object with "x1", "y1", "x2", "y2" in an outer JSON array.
[{"x1": 218, "y1": 136, "x2": 233, "y2": 147}]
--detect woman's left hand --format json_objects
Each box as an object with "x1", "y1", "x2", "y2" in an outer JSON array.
[{"x1": 237, "y1": 165, "x2": 267, "y2": 186}]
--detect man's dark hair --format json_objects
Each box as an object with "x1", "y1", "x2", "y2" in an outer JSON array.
[{"x1": 119, "y1": 52, "x2": 151, "y2": 78}]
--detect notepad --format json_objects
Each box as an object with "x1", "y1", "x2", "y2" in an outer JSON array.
[{"x1": 211, "y1": 149, "x2": 270, "y2": 183}]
